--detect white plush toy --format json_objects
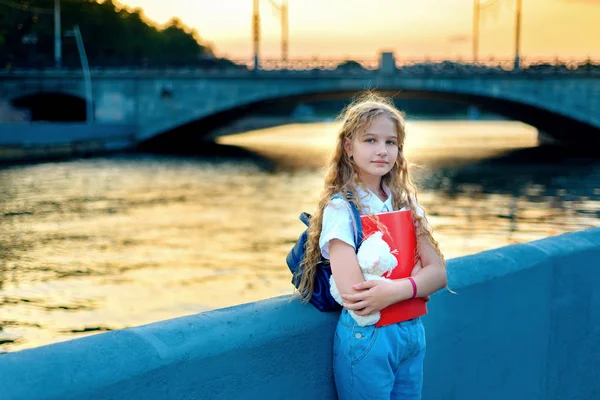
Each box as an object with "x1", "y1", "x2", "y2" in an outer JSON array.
[{"x1": 329, "y1": 231, "x2": 398, "y2": 326}]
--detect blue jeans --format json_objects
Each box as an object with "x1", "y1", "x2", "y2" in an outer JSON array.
[{"x1": 333, "y1": 309, "x2": 426, "y2": 400}]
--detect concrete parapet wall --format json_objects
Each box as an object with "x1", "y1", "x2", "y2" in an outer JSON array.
[
  {"x1": 425, "y1": 227, "x2": 600, "y2": 400},
  {"x1": 0, "y1": 227, "x2": 599, "y2": 400},
  {"x1": 0, "y1": 123, "x2": 137, "y2": 162},
  {"x1": 0, "y1": 123, "x2": 136, "y2": 146}
]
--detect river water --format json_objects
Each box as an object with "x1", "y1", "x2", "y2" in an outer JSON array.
[{"x1": 1, "y1": 120, "x2": 599, "y2": 352}]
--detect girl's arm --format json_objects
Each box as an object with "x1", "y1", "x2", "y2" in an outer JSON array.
[
  {"x1": 405, "y1": 232, "x2": 448, "y2": 297},
  {"x1": 341, "y1": 233, "x2": 447, "y2": 316},
  {"x1": 328, "y1": 239, "x2": 366, "y2": 298}
]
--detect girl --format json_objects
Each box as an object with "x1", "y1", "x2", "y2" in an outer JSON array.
[{"x1": 297, "y1": 92, "x2": 448, "y2": 399}]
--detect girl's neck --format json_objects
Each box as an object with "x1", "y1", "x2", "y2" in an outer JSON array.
[{"x1": 360, "y1": 176, "x2": 387, "y2": 202}]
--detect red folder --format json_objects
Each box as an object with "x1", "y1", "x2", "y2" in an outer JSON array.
[{"x1": 360, "y1": 210, "x2": 427, "y2": 327}]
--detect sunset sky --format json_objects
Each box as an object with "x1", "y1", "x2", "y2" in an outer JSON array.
[{"x1": 115, "y1": 0, "x2": 600, "y2": 61}]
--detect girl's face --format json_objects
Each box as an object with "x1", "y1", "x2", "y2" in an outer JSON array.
[{"x1": 344, "y1": 115, "x2": 399, "y2": 183}]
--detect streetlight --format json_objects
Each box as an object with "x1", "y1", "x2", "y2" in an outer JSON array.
[
  {"x1": 514, "y1": 0, "x2": 522, "y2": 70},
  {"x1": 268, "y1": 0, "x2": 289, "y2": 61},
  {"x1": 253, "y1": 0, "x2": 289, "y2": 69},
  {"x1": 474, "y1": 0, "x2": 523, "y2": 70},
  {"x1": 65, "y1": 25, "x2": 93, "y2": 123},
  {"x1": 473, "y1": 0, "x2": 480, "y2": 63},
  {"x1": 281, "y1": 0, "x2": 288, "y2": 62},
  {"x1": 252, "y1": 0, "x2": 260, "y2": 70},
  {"x1": 54, "y1": 0, "x2": 62, "y2": 68}
]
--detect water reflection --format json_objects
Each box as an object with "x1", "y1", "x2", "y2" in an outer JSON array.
[
  {"x1": 0, "y1": 120, "x2": 598, "y2": 352},
  {"x1": 422, "y1": 145, "x2": 600, "y2": 246}
]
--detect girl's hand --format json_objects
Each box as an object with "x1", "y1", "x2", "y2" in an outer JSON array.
[
  {"x1": 411, "y1": 259, "x2": 423, "y2": 276},
  {"x1": 341, "y1": 280, "x2": 400, "y2": 316}
]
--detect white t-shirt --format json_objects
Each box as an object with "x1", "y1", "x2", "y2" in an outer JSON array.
[{"x1": 319, "y1": 185, "x2": 429, "y2": 260}]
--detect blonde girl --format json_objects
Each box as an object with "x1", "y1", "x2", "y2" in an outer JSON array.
[{"x1": 297, "y1": 92, "x2": 447, "y2": 399}]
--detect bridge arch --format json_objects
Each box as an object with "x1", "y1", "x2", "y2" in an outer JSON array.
[
  {"x1": 142, "y1": 88, "x2": 599, "y2": 148},
  {"x1": 11, "y1": 92, "x2": 89, "y2": 122}
]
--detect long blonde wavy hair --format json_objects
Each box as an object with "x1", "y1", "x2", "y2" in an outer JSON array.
[{"x1": 296, "y1": 92, "x2": 446, "y2": 303}]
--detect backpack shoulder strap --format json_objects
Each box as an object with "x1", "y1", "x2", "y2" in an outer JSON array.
[{"x1": 330, "y1": 193, "x2": 363, "y2": 249}]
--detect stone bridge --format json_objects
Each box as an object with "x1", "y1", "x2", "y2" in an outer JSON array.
[{"x1": 1, "y1": 56, "x2": 599, "y2": 147}]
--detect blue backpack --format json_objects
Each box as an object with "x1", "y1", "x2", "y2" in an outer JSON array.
[{"x1": 286, "y1": 194, "x2": 364, "y2": 312}]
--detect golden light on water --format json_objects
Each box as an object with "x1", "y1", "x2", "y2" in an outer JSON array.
[{"x1": 218, "y1": 120, "x2": 539, "y2": 167}]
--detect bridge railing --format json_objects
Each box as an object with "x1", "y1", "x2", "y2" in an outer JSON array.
[
  {"x1": 231, "y1": 56, "x2": 600, "y2": 74},
  {"x1": 2, "y1": 57, "x2": 599, "y2": 77}
]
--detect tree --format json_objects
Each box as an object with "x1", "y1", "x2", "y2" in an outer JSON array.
[{"x1": 0, "y1": 0, "x2": 227, "y2": 68}]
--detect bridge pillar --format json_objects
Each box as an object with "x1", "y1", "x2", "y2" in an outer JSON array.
[{"x1": 379, "y1": 52, "x2": 396, "y2": 75}]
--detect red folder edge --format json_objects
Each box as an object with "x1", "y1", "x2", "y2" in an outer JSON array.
[{"x1": 359, "y1": 210, "x2": 427, "y2": 327}]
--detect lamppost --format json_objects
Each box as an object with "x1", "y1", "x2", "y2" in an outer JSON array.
[
  {"x1": 253, "y1": 0, "x2": 289, "y2": 69},
  {"x1": 474, "y1": 0, "x2": 523, "y2": 70},
  {"x1": 281, "y1": 0, "x2": 288, "y2": 62},
  {"x1": 54, "y1": 0, "x2": 62, "y2": 68},
  {"x1": 514, "y1": 0, "x2": 522, "y2": 70},
  {"x1": 252, "y1": 0, "x2": 260, "y2": 70},
  {"x1": 268, "y1": 0, "x2": 289, "y2": 61},
  {"x1": 473, "y1": 0, "x2": 480, "y2": 63},
  {"x1": 65, "y1": 26, "x2": 93, "y2": 123}
]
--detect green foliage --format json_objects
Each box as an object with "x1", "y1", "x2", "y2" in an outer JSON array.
[
  {"x1": 335, "y1": 60, "x2": 365, "y2": 70},
  {"x1": 0, "y1": 0, "x2": 233, "y2": 68}
]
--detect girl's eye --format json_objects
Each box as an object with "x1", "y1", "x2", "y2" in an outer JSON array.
[
  {"x1": 365, "y1": 138, "x2": 375, "y2": 143},
  {"x1": 386, "y1": 141, "x2": 397, "y2": 145}
]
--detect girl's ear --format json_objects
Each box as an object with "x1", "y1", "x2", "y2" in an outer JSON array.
[{"x1": 343, "y1": 137, "x2": 353, "y2": 158}]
